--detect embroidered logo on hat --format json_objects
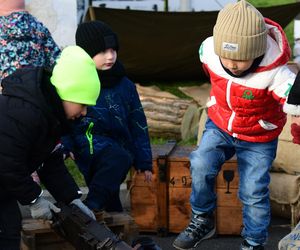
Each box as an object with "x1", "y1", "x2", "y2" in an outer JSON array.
[{"x1": 222, "y1": 42, "x2": 239, "y2": 52}]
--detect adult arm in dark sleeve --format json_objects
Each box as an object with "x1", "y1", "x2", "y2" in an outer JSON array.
[
  {"x1": 283, "y1": 71, "x2": 300, "y2": 115},
  {"x1": 283, "y1": 71, "x2": 300, "y2": 144},
  {"x1": 0, "y1": 108, "x2": 43, "y2": 205},
  {"x1": 37, "y1": 147, "x2": 81, "y2": 204}
]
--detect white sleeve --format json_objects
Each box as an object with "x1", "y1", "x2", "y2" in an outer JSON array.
[{"x1": 268, "y1": 65, "x2": 296, "y2": 102}]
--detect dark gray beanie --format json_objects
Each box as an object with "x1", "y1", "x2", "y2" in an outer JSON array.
[{"x1": 75, "y1": 21, "x2": 119, "y2": 58}]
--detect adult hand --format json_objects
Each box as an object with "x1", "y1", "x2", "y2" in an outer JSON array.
[
  {"x1": 291, "y1": 123, "x2": 300, "y2": 145},
  {"x1": 71, "y1": 199, "x2": 96, "y2": 220},
  {"x1": 29, "y1": 197, "x2": 61, "y2": 220}
]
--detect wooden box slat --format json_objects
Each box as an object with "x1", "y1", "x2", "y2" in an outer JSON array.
[
  {"x1": 216, "y1": 206, "x2": 243, "y2": 235},
  {"x1": 21, "y1": 219, "x2": 74, "y2": 250},
  {"x1": 216, "y1": 160, "x2": 243, "y2": 235},
  {"x1": 216, "y1": 188, "x2": 241, "y2": 207},
  {"x1": 169, "y1": 204, "x2": 191, "y2": 233}
]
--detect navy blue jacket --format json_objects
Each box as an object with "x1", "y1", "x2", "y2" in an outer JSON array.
[{"x1": 64, "y1": 75, "x2": 152, "y2": 172}]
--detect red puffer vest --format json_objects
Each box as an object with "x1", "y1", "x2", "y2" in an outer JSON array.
[{"x1": 199, "y1": 18, "x2": 296, "y2": 142}]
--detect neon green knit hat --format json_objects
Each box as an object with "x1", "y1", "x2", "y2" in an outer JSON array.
[{"x1": 50, "y1": 46, "x2": 100, "y2": 106}]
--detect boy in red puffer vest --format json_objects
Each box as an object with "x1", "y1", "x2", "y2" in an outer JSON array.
[{"x1": 173, "y1": 1, "x2": 300, "y2": 250}]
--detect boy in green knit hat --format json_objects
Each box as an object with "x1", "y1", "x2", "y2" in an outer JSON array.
[{"x1": 0, "y1": 45, "x2": 99, "y2": 249}]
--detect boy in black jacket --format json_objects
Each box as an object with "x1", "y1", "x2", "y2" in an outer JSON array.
[{"x1": 0, "y1": 45, "x2": 99, "y2": 249}]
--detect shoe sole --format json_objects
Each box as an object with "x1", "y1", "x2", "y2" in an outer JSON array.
[{"x1": 172, "y1": 227, "x2": 216, "y2": 250}]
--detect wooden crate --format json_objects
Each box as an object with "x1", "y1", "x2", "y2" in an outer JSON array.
[
  {"x1": 216, "y1": 159, "x2": 243, "y2": 235},
  {"x1": 130, "y1": 144, "x2": 243, "y2": 235},
  {"x1": 130, "y1": 144, "x2": 193, "y2": 234},
  {"x1": 168, "y1": 148, "x2": 192, "y2": 233}
]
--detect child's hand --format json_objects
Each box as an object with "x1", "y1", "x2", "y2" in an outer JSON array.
[{"x1": 143, "y1": 170, "x2": 152, "y2": 183}]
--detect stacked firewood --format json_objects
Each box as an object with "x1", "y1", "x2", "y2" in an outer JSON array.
[{"x1": 136, "y1": 84, "x2": 198, "y2": 140}]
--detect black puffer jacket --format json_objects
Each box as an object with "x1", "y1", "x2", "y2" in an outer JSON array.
[{"x1": 0, "y1": 67, "x2": 81, "y2": 205}]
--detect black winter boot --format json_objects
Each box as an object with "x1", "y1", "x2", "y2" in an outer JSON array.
[
  {"x1": 173, "y1": 213, "x2": 215, "y2": 249},
  {"x1": 240, "y1": 240, "x2": 264, "y2": 250}
]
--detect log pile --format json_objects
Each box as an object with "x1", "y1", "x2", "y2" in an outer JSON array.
[{"x1": 136, "y1": 84, "x2": 197, "y2": 140}]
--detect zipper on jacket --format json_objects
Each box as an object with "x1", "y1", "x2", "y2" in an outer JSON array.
[
  {"x1": 85, "y1": 122, "x2": 94, "y2": 155},
  {"x1": 226, "y1": 79, "x2": 235, "y2": 132}
]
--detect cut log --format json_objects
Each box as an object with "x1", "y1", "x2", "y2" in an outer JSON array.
[
  {"x1": 147, "y1": 119, "x2": 181, "y2": 133},
  {"x1": 136, "y1": 84, "x2": 199, "y2": 139},
  {"x1": 145, "y1": 111, "x2": 182, "y2": 124}
]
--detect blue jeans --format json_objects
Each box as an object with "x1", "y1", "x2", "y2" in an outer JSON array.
[{"x1": 190, "y1": 118, "x2": 278, "y2": 244}]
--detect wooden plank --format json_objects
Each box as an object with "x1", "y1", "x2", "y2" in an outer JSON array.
[
  {"x1": 130, "y1": 185, "x2": 158, "y2": 231},
  {"x1": 22, "y1": 219, "x2": 52, "y2": 234},
  {"x1": 216, "y1": 160, "x2": 243, "y2": 235},
  {"x1": 105, "y1": 212, "x2": 139, "y2": 244},
  {"x1": 169, "y1": 187, "x2": 191, "y2": 205},
  {"x1": 168, "y1": 146, "x2": 194, "y2": 162},
  {"x1": 131, "y1": 171, "x2": 158, "y2": 187},
  {"x1": 216, "y1": 188, "x2": 241, "y2": 207},
  {"x1": 130, "y1": 204, "x2": 158, "y2": 232},
  {"x1": 169, "y1": 188, "x2": 191, "y2": 233},
  {"x1": 157, "y1": 180, "x2": 169, "y2": 234},
  {"x1": 169, "y1": 204, "x2": 191, "y2": 233},
  {"x1": 169, "y1": 161, "x2": 191, "y2": 188},
  {"x1": 130, "y1": 186, "x2": 157, "y2": 206},
  {"x1": 21, "y1": 219, "x2": 74, "y2": 250},
  {"x1": 216, "y1": 206, "x2": 243, "y2": 235}
]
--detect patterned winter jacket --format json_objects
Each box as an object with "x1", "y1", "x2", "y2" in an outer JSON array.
[
  {"x1": 199, "y1": 18, "x2": 296, "y2": 143},
  {"x1": 0, "y1": 11, "x2": 60, "y2": 81},
  {"x1": 64, "y1": 76, "x2": 152, "y2": 172}
]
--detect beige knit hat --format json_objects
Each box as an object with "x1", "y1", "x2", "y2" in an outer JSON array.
[{"x1": 213, "y1": 0, "x2": 267, "y2": 60}]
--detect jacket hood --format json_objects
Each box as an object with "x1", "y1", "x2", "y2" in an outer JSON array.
[
  {"x1": 256, "y1": 18, "x2": 291, "y2": 73},
  {"x1": 1, "y1": 67, "x2": 56, "y2": 117}
]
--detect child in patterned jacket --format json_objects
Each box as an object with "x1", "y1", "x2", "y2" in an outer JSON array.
[{"x1": 0, "y1": 0, "x2": 60, "y2": 82}]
